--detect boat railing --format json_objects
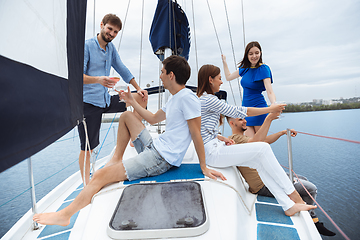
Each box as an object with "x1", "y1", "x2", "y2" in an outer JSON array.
[
  {"x1": 286, "y1": 128, "x2": 294, "y2": 183},
  {"x1": 27, "y1": 157, "x2": 39, "y2": 230},
  {"x1": 3, "y1": 100, "x2": 357, "y2": 239}
]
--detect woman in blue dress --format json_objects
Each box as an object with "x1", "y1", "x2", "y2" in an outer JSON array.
[{"x1": 222, "y1": 41, "x2": 277, "y2": 137}]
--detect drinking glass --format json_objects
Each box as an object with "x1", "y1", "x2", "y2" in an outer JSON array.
[
  {"x1": 114, "y1": 82, "x2": 128, "y2": 102},
  {"x1": 274, "y1": 101, "x2": 286, "y2": 120}
]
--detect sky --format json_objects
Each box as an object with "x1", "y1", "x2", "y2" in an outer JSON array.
[{"x1": 85, "y1": 0, "x2": 360, "y2": 106}]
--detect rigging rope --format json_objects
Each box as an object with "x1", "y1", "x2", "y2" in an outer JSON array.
[
  {"x1": 240, "y1": 0, "x2": 246, "y2": 49},
  {"x1": 206, "y1": 0, "x2": 237, "y2": 105},
  {"x1": 138, "y1": 0, "x2": 145, "y2": 86},
  {"x1": 190, "y1": 0, "x2": 199, "y2": 73},
  {"x1": 83, "y1": 119, "x2": 91, "y2": 186},
  {"x1": 92, "y1": 0, "x2": 96, "y2": 36},
  {"x1": 205, "y1": 0, "x2": 223, "y2": 55},
  {"x1": 117, "y1": 0, "x2": 131, "y2": 52},
  {"x1": 223, "y1": 0, "x2": 243, "y2": 104}
]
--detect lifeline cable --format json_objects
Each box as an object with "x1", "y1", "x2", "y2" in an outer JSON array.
[
  {"x1": 298, "y1": 131, "x2": 360, "y2": 144},
  {"x1": 283, "y1": 165, "x2": 351, "y2": 240}
]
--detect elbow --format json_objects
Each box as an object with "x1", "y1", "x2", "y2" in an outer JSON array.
[{"x1": 147, "y1": 118, "x2": 159, "y2": 125}]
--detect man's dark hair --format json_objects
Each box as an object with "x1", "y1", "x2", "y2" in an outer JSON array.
[
  {"x1": 102, "y1": 14, "x2": 122, "y2": 30},
  {"x1": 162, "y1": 55, "x2": 191, "y2": 85}
]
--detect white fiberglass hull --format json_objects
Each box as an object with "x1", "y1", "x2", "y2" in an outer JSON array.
[{"x1": 2, "y1": 128, "x2": 321, "y2": 240}]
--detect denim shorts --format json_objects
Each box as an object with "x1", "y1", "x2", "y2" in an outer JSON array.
[{"x1": 122, "y1": 128, "x2": 172, "y2": 181}]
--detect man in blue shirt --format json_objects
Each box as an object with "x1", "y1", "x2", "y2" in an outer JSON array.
[{"x1": 78, "y1": 13, "x2": 148, "y2": 185}]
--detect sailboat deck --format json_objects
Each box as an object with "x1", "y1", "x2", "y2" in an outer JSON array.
[{"x1": 3, "y1": 131, "x2": 321, "y2": 240}]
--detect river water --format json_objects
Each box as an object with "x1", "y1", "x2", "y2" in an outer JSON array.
[{"x1": 1, "y1": 109, "x2": 359, "y2": 239}]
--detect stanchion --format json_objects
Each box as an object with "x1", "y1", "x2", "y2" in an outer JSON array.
[{"x1": 27, "y1": 157, "x2": 39, "y2": 230}]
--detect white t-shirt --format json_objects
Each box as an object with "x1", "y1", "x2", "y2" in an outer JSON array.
[{"x1": 153, "y1": 88, "x2": 201, "y2": 167}]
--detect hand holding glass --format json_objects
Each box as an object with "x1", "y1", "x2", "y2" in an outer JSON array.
[
  {"x1": 274, "y1": 101, "x2": 286, "y2": 120},
  {"x1": 114, "y1": 82, "x2": 128, "y2": 102}
]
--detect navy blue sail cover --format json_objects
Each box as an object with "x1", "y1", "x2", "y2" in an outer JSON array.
[
  {"x1": 0, "y1": 0, "x2": 87, "y2": 172},
  {"x1": 149, "y1": 0, "x2": 191, "y2": 60}
]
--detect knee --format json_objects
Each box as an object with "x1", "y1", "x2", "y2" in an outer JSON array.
[
  {"x1": 133, "y1": 93, "x2": 147, "y2": 106},
  {"x1": 255, "y1": 142, "x2": 272, "y2": 152},
  {"x1": 89, "y1": 168, "x2": 108, "y2": 186},
  {"x1": 119, "y1": 111, "x2": 136, "y2": 121}
]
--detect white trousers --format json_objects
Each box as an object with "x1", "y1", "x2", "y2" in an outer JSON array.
[{"x1": 205, "y1": 138, "x2": 295, "y2": 211}]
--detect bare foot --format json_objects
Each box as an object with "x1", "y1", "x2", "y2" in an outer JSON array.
[
  {"x1": 130, "y1": 141, "x2": 134, "y2": 147},
  {"x1": 285, "y1": 203, "x2": 317, "y2": 216},
  {"x1": 288, "y1": 190, "x2": 304, "y2": 204},
  {"x1": 33, "y1": 212, "x2": 70, "y2": 226}
]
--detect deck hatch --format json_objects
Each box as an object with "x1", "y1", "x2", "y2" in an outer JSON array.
[{"x1": 107, "y1": 181, "x2": 209, "y2": 239}]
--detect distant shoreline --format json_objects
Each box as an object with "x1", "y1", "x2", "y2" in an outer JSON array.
[
  {"x1": 283, "y1": 102, "x2": 360, "y2": 113},
  {"x1": 102, "y1": 117, "x2": 119, "y2": 123}
]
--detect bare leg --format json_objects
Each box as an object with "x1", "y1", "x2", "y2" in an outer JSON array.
[
  {"x1": 33, "y1": 112, "x2": 147, "y2": 226},
  {"x1": 288, "y1": 190, "x2": 305, "y2": 204},
  {"x1": 79, "y1": 150, "x2": 92, "y2": 185},
  {"x1": 33, "y1": 162, "x2": 128, "y2": 226},
  {"x1": 105, "y1": 111, "x2": 145, "y2": 167}
]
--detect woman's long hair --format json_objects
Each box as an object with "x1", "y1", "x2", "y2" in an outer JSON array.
[
  {"x1": 238, "y1": 41, "x2": 263, "y2": 68},
  {"x1": 197, "y1": 64, "x2": 224, "y2": 125},
  {"x1": 196, "y1": 64, "x2": 220, "y2": 97}
]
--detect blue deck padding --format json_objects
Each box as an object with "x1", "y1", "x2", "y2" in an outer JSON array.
[
  {"x1": 40, "y1": 231, "x2": 71, "y2": 240},
  {"x1": 123, "y1": 164, "x2": 204, "y2": 185},
  {"x1": 37, "y1": 202, "x2": 79, "y2": 239},
  {"x1": 257, "y1": 195, "x2": 278, "y2": 204},
  {"x1": 255, "y1": 203, "x2": 293, "y2": 225},
  {"x1": 257, "y1": 223, "x2": 300, "y2": 240},
  {"x1": 64, "y1": 189, "x2": 82, "y2": 201},
  {"x1": 76, "y1": 183, "x2": 84, "y2": 190}
]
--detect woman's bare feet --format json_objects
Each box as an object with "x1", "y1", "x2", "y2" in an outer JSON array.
[
  {"x1": 33, "y1": 212, "x2": 70, "y2": 226},
  {"x1": 285, "y1": 203, "x2": 317, "y2": 216}
]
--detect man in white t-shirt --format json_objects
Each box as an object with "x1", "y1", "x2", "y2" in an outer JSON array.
[{"x1": 33, "y1": 55, "x2": 225, "y2": 227}]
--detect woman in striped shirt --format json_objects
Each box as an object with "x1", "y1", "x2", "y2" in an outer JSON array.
[{"x1": 197, "y1": 64, "x2": 316, "y2": 216}]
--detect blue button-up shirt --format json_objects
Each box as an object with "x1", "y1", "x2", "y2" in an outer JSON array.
[{"x1": 83, "y1": 36, "x2": 134, "y2": 108}]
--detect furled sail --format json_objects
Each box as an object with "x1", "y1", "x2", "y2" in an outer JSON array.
[
  {"x1": 0, "y1": 0, "x2": 87, "y2": 172},
  {"x1": 149, "y1": 0, "x2": 191, "y2": 60}
]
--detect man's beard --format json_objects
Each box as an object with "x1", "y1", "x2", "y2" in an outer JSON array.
[{"x1": 101, "y1": 32, "x2": 112, "y2": 43}]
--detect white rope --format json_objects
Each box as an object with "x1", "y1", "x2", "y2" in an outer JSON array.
[
  {"x1": 240, "y1": 0, "x2": 246, "y2": 49},
  {"x1": 205, "y1": 0, "x2": 223, "y2": 55},
  {"x1": 191, "y1": 0, "x2": 199, "y2": 73},
  {"x1": 82, "y1": 119, "x2": 91, "y2": 187},
  {"x1": 208, "y1": 178, "x2": 253, "y2": 215},
  {"x1": 138, "y1": 0, "x2": 145, "y2": 86},
  {"x1": 91, "y1": 184, "x2": 126, "y2": 204},
  {"x1": 110, "y1": 0, "x2": 131, "y2": 77},
  {"x1": 117, "y1": 0, "x2": 131, "y2": 52},
  {"x1": 206, "y1": 0, "x2": 237, "y2": 105},
  {"x1": 92, "y1": 0, "x2": 96, "y2": 36},
  {"x1": 223, "y1": 0, "x2": 242, "y2": 104}
]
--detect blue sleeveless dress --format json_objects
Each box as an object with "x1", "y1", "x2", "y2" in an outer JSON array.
[{"x1": 239, "y1": 64, "x2": 273, "y2": 126}]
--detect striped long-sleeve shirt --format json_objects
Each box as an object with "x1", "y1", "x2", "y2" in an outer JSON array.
[{"x1": 200, "y1": 93, "x2": 248, "y2": 144}]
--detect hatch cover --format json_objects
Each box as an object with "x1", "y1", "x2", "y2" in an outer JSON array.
[{"x1": 107, "y1": 181, "x2": 209, "y2": 239}]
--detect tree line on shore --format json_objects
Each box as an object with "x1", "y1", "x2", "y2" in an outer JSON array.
[{"x1": 283, "y1": 101, "x2": 360, "y2": 112}]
